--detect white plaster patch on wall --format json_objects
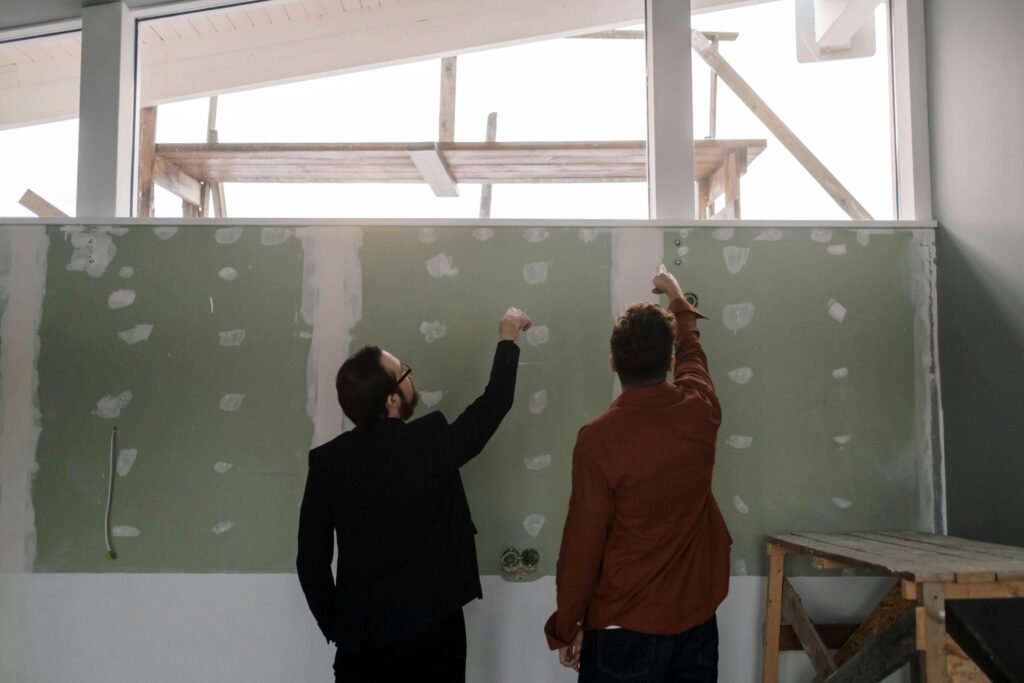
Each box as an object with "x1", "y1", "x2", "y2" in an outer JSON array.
[
  {"x1": 522, "y1": 261, "x2": 552, "y2": 285},
  {"x1": 523, "y1": 514, "x2": 545, "y2": 537},
  {"x1": 420, "y1": 390, "x2": 445, "y2": 407},
  {"x1": 65, "y1": 229, "x2": 117, "y2": 278},
  {"x1": 832, "y1": 367, "x2": 849, "y2": 380},
  {"x1": 417, "y1": 227, "x2": 438, "y2": 244},
  {"x1": 712, "y1": 227, "x2": 735, "y2": 241},
  {"x1": 810, "y1": 228, "x2": 833, "y2": 243},
  {"x1": 108, "y1": 289, "x2": 136, "y2": 310},
  {"x1": 218, "y1": 267, "x2": 238, "y2": 281},
  {"x1": 118, "y1": 323, "x2": 153, "y2": 345},
  {"x1": 425, "y1": 252, "x2": 459, "y2": 278},
  {"x1": 832, "y1": 497, "x2": 853, "y2": 510},
  {"x1": 214, "y1": 462, "x2": 233, "y2": 474},
  {"x1": 726, "y1": 434, "x2": 753, "y2": 449},
  {"x1": 728, "y1": 367, "x2": 753, "y2": 384},
  {"x1": 116, "y1": 449, "x2": 138, "y2": 477},
  {"x1": 153, "y1": 226, "x2": 178, "y2": 240},
  {"x1": 211, "y1": 521, "x2": 234, "y2": 535},
  {"x1": 219, "y1": 394, "x2": 246, "y2": 412},
  {"x1": 260, "y1": 227, "x2": 291, "y2": 246},
  {"x1": 119, "y1": 266, "x2": 134, "y2": 278},
  {"x1": 420, "y1": 321, "x2": 446, "y2": 343},
  {"x1": 732, "y1": 495, "x2": 750, "y2": 514},
  {"x1": 473, "y1": 227, "x2": 495, "y2": 242},
  {"x1": 218, "y1": 329, "x2": 246, "y2": 347},
  {"x1": 525, "y1": 325, "x2": 549, "y2": 346},
  {"x1": 754, "y1": 228, "x2": 783, "y2": 242},
  {"x1": 528, "y1": 389, "x2": 548, "y2": 414},
  {"x1": 833, "y1": 434, "x2": 854, "y2": 446},
  {"x1": 723, "y1": 246, "x2": 750, "y2": 274},
  {"x1": 722, "y1": 302, "x2": 755, "y2": 333},
  {"x1": 215, "y1": 227, "x2": 243, "y2": 245},
  {"x1": 524, "y1": 227, "x2": 549, "y2": 243},
  {"x1": 524, "y1": 454, "x2": 552, "y2": 471},
  {"x1": 111, "y1": 525, "x2": 140, "y2": 537},
  {"x1": 827, "y1": 244, "x2": 848, "y2": 256},
  {"x1": 827, "y1": 298, "x2": 848, "y2": 323},
  {"x1": 93, "y1": 391, "x2": 133, "y2": 419}
]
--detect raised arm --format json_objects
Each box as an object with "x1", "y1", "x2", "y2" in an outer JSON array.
[{"x1": 652, "y1": 265, "x2": 717, "y2": 400}]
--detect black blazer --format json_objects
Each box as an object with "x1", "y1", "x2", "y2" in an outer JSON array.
[{"x1": 297, "y1": 341, "x2": 520, "y2": 653}]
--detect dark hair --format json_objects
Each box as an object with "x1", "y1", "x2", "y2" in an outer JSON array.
[
  {"x1": 610, "y1": 303, "x2": 675, "y2": 386},
  {"x1": 336, "y1": 345, "x2": 396, "y2": 429}
]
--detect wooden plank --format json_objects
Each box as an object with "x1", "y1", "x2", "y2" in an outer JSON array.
[
  {"x1": 407, "y1": 144, "x2": 458, "y2": 197},
  {"x1": 153, "y1": 157, "x2": 203, "y2": 207},
  {"x1": 439, "y1": 56, "x2": 457, "y2": 144},
  {"x1": 137, "y1": 106, "x2": 158, "y2": 217},
  {"x1": 782, "y1": 579, "x2": 838, "y2": 678},
  {"x1": 942, "y1": 580, "x2": 1024, "y2": 600},
  {"x1": 691, "y1": 29, "x2": 872, "y2": 220},
  {"x1": 824, "y1": 612, "x2": 916, "y2": 683},
  {"x1": 918, "y1": 583, "x2": 948, "y2": 683},
  {"x1": 18, "y1": 190, "x2": 68, "y2": 217},
  {"x1": 762, "y1": 545, "x2": 786, "y2": 683},
  {"x1": 479, "y1": 112, "x2": 497, "y2": 219},
  {"x1": 780, "y1": 624, "x2": 860, "y2": 651}
]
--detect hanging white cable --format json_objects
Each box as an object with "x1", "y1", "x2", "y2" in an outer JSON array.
[{"x1": 105, "y1": 426, "x2": 117, "y2": 560}]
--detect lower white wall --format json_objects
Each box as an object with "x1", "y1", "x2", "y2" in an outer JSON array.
[{"x1": 0, "y1": 574, "x2": 908, "y2": 682}]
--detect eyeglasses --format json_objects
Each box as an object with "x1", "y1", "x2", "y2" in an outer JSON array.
[{"x1": 396, "y1": 362, "x2": 412, "y2": 387}]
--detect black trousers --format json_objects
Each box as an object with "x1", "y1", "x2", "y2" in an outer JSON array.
[
  {"x1": 334, "y1": 609, "x2": 467, "y2": 683},
  {"x1": 578, "y1": 615, "x2": 719, "y2": 683}
]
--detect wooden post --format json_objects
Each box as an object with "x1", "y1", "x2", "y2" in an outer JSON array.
[
  {"x1": 137, "y1": 106, "x2": 158, "y2": 217},
  {"x1": 762, "y1": 543, "x2": 786, "y2": 683},
  {"x1": 439, "y1": 56, "x2": 457, "y2": 143},
  {"x1": 917, "y1": 583, "x2": 948, "y2": 682},
  {"x1": 479, "y1": 112, "x2": 497, "y2": 218}
]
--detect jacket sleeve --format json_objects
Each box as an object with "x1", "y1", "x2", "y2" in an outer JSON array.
[
  {"x1": 668, "y1": 296, "x2": 721, "y2": 421},
  {"x1": 441, "y1": 340, "x2": 520, "y2": 469},
  {"x1": 296, "y1": 452, "x2": 336, "y2": 644}
]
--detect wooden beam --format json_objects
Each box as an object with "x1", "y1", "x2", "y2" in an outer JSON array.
[
  {"x1": 823, "y1": 612, "x2": 916, "y2": 683},
  {"x1": 137, "y1": 106, "x2": 158, "y2": 217},
  {"x1": 782, "y1": 579, "x2": 838, "y2": 678},
  {"x1": 439, "y1": 57, "x2": 457, "y2": 144},
  {"x1": 153, "y1": 156, "x2": 203, "y2": 207},
  {"x1": 18, "y1": 190, "x2": 69, "y2": 218},
  {"x1": 814, "y1": 0, "x2": 884, "y2": 52},
  {"x1": 407, "y1": 143, "x2": 458, "y2": 197},
  {"x1": 691, "y1": 29, "x2": 872, "y2": 220},
  {"x1": 479, "y1": 112, "x2": 498, "y2": 218}
]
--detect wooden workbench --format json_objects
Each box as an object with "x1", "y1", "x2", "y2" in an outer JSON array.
[{"x1": 762, "y1": 531, "x2": 1024, "y2": 683}]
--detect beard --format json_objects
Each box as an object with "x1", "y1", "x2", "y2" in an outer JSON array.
[{"x1": 398, "y1": 387, "x2": 419, "y2": 421}]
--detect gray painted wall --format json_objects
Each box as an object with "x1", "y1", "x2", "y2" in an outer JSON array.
[{"x1": 927, "y1": 0, "x2": 1024, "y2": 676}]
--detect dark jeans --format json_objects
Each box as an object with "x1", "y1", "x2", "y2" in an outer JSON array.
[
  {"x1": 578, "y1": 615, "x2": 719, "y2": 683},
  {"x1": 334, "y1": 609, "x2": 466, "y2": 683}
]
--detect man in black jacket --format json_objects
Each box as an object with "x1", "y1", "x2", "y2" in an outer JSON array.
[{"x1": 297, "y1": 307, "x2": 532, "y2": 682}]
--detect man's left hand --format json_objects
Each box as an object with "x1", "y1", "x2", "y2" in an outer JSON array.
[{"x1": 558, "y1": 629, "x2": 584, "y2": 672}]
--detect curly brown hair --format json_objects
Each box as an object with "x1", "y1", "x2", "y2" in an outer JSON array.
[{"x1": 610, "y1": 303, "x2": 675, "y2": 386}]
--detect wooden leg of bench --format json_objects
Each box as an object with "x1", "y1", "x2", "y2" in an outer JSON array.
[{"x1": 762, "y1": 544, "x2": 786, "y2": 683}]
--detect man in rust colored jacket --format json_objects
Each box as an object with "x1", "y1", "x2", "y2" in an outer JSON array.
[{"x1": 545, "y1": 265, "x2": 732, "y2": 682}]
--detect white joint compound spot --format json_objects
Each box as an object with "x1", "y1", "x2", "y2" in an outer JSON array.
[
  {"x1": 728, "y1": 367, "x2": 753, "y2": 384},
  {"x1": 712, "y1": 227, "x2": 735, "y2": 241},
  {"x1": 524, "y1": 227, "x2": 549, "y2": 243},
  {"x1": 827, "y1": 299, "x2": 847, "y2": 323},
  {"x1": 219, "y1": 394, "x2": 246, "y2": 412},
  {"x1": 112, "y1": 526, "x2": 140, "y2": 537},
  {"x1": 827, "y1": 244, "x2": 848, "y2": 256},
  {"x1": 116, "y1": 449, "x2": 138, "y2": 477},
  {"x1": 723, "y1": 246, "x2": 750, "y2": 274},
  {"x1": 524, "y1": 454, "x2": 552, "y2": 471},
  {"x1": 93, "y1": 391, "x2": 133, "y2": 419},
  {"x1": 523, "y1": 514, "x2": 546, "y2": 537},
  {"x1": 218, "y1": 267, "x2": 238, "y2": 281},
  {"x1": 66, "y1": 229, "x2": 117, "y2": 278},
  {"x1": 117, "y1": 324, "x2": 153, "y2": 345},
  {"x1": 525, "y1": 325, "x2": 549, "y2": 346},
  {"x1": 727, "y1": 434, "x2": 753, "y2": 449},
  {"x1": 832, "y1": 497, "x2": 853, "y2": 509},
  {"x1": 732, "y1": 495, "x2": 750, "y2": 514},
  {"x1": 420, "y1": 390, "x2": 444, "y2": 407},
  {"x1": 420, "y1": 321, "x2": 446, "y2": 343},
  {"x1": 755, "y1": 229, "x2": 784, "y2": 242},
  {"x1": 215, "y1": 227, "x2": 243, "y2": 245},
  {"x1": 522, "y1": 261, "x2": 552, "y2": 285},
  {"x1": 579, "y1": 228, "x2": 601, "y2": 243},
  {"x1": 733, "y1": 559, "x2": 749, "y2": 576},
  {"x1": 153, "y1": 226, "x2": 178, "y2": 240},
  {"x1": 473, "y1": 227, "x2": 494, "y2": 242},
  {"x1": 722, "y1": 303, "x2": 755, "y2": 333},
  {"x1": 529, "y1": 389, "x2": 548, "y2": 414},
  {"x1": 810, "y1": 228, "x2": 833, "y2": 243},
  {"x1": 214, "y1": 462, "x2": 233, "y2": 474},
  {"x1": 832, "y1": 367, "x2": 849, "y2": 380},
  {"x1": 417, "y1": 227, "x2": 438, "y2": 243},
  {"x1": 218, "y1": 329, "x2": 246, "y2": 347},
  {"x1": 107, "y1": 289, "x2": 136, "y2": 310},
  {"x1": 676, "y1": 245, "x2": 690, "y2": 259},
  {"x1": 260, "y1": 227, "x2": 291, "y2": 246},
  {"x1": 212, "y1": 521, "x2": 234, "y2": 535},
  {"x1": 424, "y1": 252, "x2": 459, "y2": 278},
  {"x1": 119, "y1": 266, "x2": 134, "y2": 278},
  {"x1": 833, "y1": 434, "x2": 854, "y2": 446}
]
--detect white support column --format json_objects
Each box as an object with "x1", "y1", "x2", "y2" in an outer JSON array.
[
  {"x1": 76, "y1": 1, "x2": 135, "y2": 218},
  {"x1": 645, "y1": 0, "x2": 695, "y2": 220},
  {"x1": 890, "y1": 0, "x2": 933, "y2": 221}
]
